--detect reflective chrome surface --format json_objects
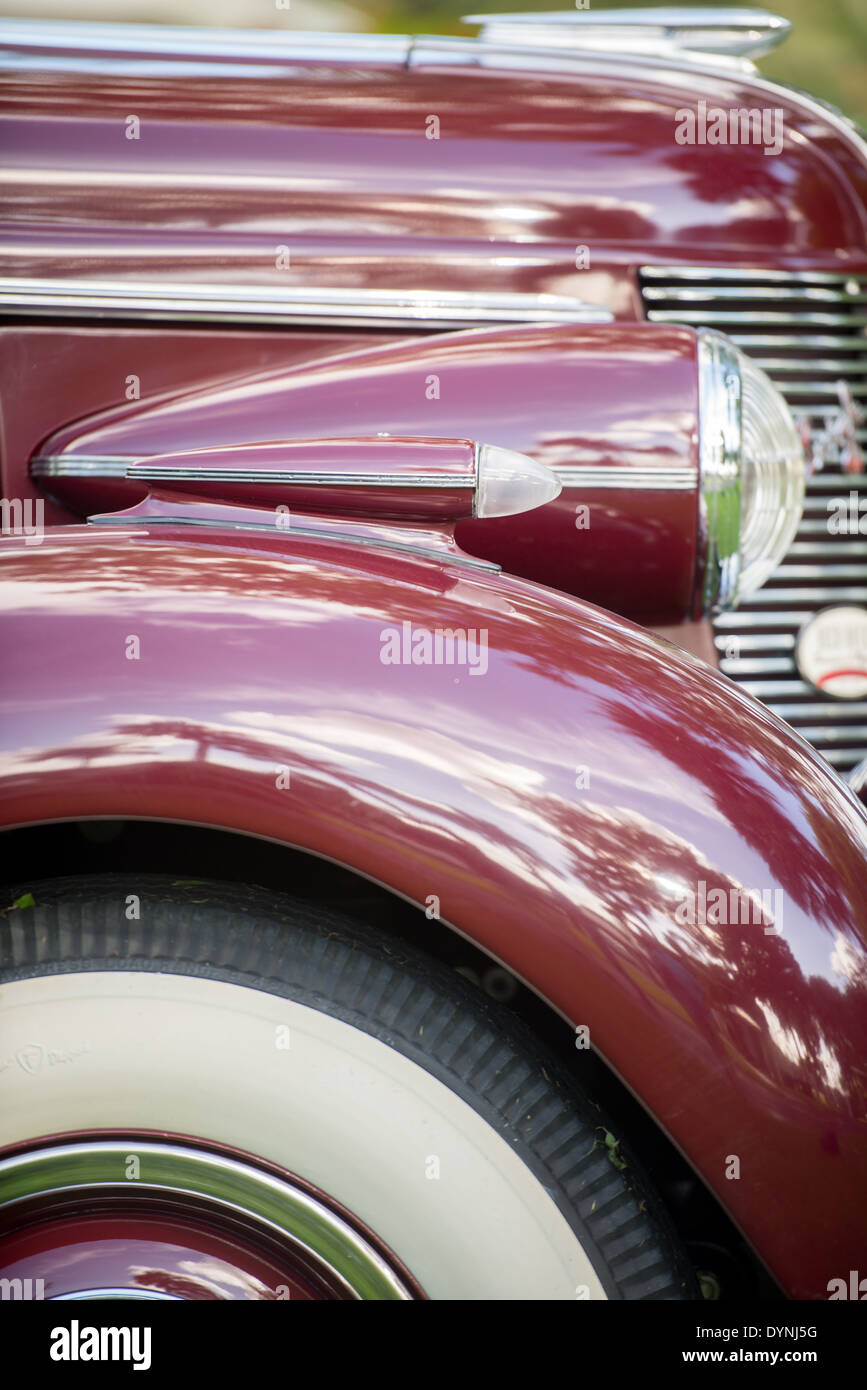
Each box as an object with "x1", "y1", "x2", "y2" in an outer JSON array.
[
  {"x1": 645, "y1": 268, "x2": 867, "y2": 774},
  {"x1": 0, "y1": 1141, "x2": 414, "y2": 1300},
  {"x1": 32, "y1": 457, "x2": 130, "y2": 478},
  {"x1": 462, "y1": 8, "x2": 792, "y2": 61},
  {"x1": 52, "y1": 1288, "x2": 184, "y2": 1301},
  {"x1": 129, "y1": 467, "x2": 469, "y2": 488},
  {"x1": 89, "y1": 510, "x2": 501, "y2": 573},
  {"x1": 554, "y1": 465, "x2": 695, "y2": 491},
  {"x1": 697, "y1": 330, "x2": 742, "y2": 612},
  {"x1": 0, "y1": 278, "x2": 613, "y2": 331},
  {"x1": 0, "y1": 18, "x2": 410, "y2": 64},
  {"x1": 129, "y1": 438, "x2": 561, "y2": 522},
  {"x1": 36, "y1": 455, "x2": 695, "y2": 494}
]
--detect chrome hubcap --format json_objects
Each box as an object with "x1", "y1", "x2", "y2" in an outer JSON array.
[{"x1": 0, "y1": 1140, "x2": 415, "y2": 1300}]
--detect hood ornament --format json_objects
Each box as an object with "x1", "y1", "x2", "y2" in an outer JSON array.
[
  {"x1": 461, "y1": 9, "x2": 793, "y2": 62},
  {"x1": 796, "y1": 382, "x2": 865, "y2": 476}
]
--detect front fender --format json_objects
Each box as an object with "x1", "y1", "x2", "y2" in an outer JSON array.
[{"x1": 1, "y1": 524, "x2": 866, "y2": 1298}]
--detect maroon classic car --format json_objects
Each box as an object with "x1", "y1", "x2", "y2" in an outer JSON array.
[{"x1": 0, "y1": 9, "x2": 865, "y2": 1306}]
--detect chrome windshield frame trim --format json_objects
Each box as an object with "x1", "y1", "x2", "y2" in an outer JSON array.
[
  {"x1": 0, "y1": 278, "x2": 614, "y2": 330},
  {"x1": 87, "y1": 511, "x2": 502, "y2": 573}
]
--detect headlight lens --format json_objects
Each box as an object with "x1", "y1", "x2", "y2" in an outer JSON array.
[
  {"x1": 698, "y1": 329, "x2": 805, "y2": 612},
  {"x1": 737, "y1": 350, "x2": 806, "y2": 594}
]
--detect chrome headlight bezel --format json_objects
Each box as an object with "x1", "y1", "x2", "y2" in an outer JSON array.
[
  {"x1": 697, "y1": 330, "x2": 742, "y2": 613},
  {"x1": 697, "y1": 328, "x2": 806, "y2": 614}
]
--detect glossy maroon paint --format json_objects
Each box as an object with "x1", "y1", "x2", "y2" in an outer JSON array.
[
  {"x1": 1, "y1": 525, "x2": 865, "y2": 1299},
  {"x1": 1, "y1": 31, "x2": 866, "y2": 296},
  {"x1": 0, "y1": 1213, "x2": 319, "y2": 1300},
  {"x1": 0, "y1": 324, "x2": 384, "y2": 525},
  {"x1": 36, "y1": 322, "x2": 702, "y2": 622}
]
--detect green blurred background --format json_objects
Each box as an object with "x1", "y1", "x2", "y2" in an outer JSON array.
[{"x1": 379, "y1": 1, "x2": 867, "y2": 126}]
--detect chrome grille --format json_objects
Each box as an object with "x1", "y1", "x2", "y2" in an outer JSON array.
[{"x1": 641, "y1": 266, "x2": 867, "y2": 774}]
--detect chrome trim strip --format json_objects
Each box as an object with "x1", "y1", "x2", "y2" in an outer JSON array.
[
  {"x1": 88, "y1": 512, "x2": 501, "y2": 573},
  {"x1": 788, "y1": 541, "x2": 867, "y2": 557},
  {"x1": 714, "y1": 611, "x2": 814, "y2": 627},
  {"x1": 773, "y1": 563, "x2": 867, "y2": 580},
  {"x1": 750, "y1": 359, "x2": 867, "y2": 373},
  {"x1": 0, "y1": 278, "x2": 613, "y2": 330},
  {"x1": 802, "y1": 476, "x2": 867, "y2": 493},
  {"x1": 820, "y1": 750, "x2": 857, "y2": 768},
  {"x1": 765, "y1": 724, "x2": 867, "y2": 742},
  {"x1": 647, "y1": 310, "x2": 867, "y2": 326},
  {"x1": 640, "y1": 266, "x2": 867, "y2": 285},
  {"x1": 643, "y1": 286, "x2": 867, "y2": 303},
  {"x1": 554, "y1": 465, "x2": 695, "y2": 490},
  {"x1": 719, "y1": 658, "x2": 799, "y2": 677},
  {"x1": 713, "y1": 632, "x2": 795, "y2": 650},
  {"x1": 729, "y1": 334, "x2": 867, "y2": 350},
  {"x1": 738, "y1": 587, "x2": 867, "y2": 604},
  {"x1": 738, "y1": 680, "x2": 813, "y2": 695},
  {"x1": 0, "y1": 19, "x2": 410, "y2": 63},
  {"x1": 127, "y1": 465, "x2": 472, "y2": 488},
  {"x1": 750, "y1": 383, "x2": 867, "y2": 398},
  {"x1": 35, "y1": 455, "x2": 695, "y2": 492},
  {"x1": 761, "y1": 701, "x2": 867, "y2": 719},
  {"x1": 32, "y1": 456, "x2": 130, "y2": 478}
]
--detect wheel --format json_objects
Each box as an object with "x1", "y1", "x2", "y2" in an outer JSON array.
[{"x1": 0, "y1": 875, "x2": 694, "y2": 1300}]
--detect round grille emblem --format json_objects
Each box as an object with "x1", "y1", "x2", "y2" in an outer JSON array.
[{"x1": 795, "y1": 606, "x2": 867, "y2": 700}]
